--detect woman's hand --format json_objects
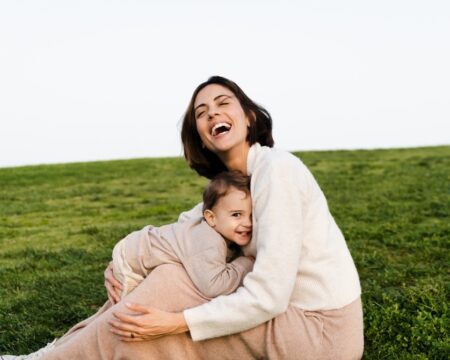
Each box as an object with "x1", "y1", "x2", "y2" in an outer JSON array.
[
  {"x1": 109, "y1": 303, "x2": 189, "y2": 341},
  {"x1": 104, "y1": 261, "x2": 123, "y2": 304}
]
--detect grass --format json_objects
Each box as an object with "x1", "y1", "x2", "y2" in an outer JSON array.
[{"x1": 0, "y1": 146, "x2": 448, "y2": 358}]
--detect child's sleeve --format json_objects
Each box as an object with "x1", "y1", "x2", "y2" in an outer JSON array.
[
  {"x1": 180, "y1": 221, "x2": 254, "y2": 298},
  {"x1": 177, "y1": 202, "x2": 203, "y2": 223}
]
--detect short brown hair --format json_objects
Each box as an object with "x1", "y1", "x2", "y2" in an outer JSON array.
[
  {"x1": 181, "y1": 76, "x2": 274, "y2": 179},
  {"x1": 202, "y1": 171, "x2": 251, "y2": 212}
]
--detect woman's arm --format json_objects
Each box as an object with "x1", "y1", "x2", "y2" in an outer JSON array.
[
  {"x1": 110, "y1": 152, "x2": 307, "y2": 341},
  {"x1": 184, "y1": 153, "x2": 307, "y2": 340}
]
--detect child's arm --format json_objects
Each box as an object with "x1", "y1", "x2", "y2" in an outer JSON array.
[
  {"x1": 185, "y1": 249, "x2": 254, "y2": 298},
  {"x1": 179, "y1": 221, "x2": 254, "y2": 298}
]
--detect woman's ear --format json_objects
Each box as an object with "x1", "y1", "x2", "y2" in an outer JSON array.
[{"x1": 203, "y1": 209, "x2": 216, "y2": 227}]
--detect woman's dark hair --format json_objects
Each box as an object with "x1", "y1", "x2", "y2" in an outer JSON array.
[
  {"x1": 181, "y1": 76, "x2": 274, "y2": 179},
  {"x1": 202, "y1": 171, "x2": 251, "y2": 213}
]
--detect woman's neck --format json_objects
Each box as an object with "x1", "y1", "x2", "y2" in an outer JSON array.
[{"x1": 217, "y1": 142, "x2": 250, "y2": 174}]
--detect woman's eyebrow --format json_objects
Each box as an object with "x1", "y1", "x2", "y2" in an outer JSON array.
[{"x1": 195, "y1": 95, "x2": 232, "y2": 111}]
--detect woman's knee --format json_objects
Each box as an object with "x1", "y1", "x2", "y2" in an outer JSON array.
[{"x1": 123, "y1": 263, "x2": 209, "y2": 312}]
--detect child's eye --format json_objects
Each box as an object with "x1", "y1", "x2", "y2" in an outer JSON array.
[
  {"x1": 219, "y1": 102, "x2": 229, "y2": 106},
  {"x1": 232, "y1": 213, "x2": 241, "y2": 218},
  {"x1": 196, "y1": 111, "x2": 205, "y2": 118}
]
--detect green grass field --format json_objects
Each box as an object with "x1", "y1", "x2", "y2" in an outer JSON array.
[{"x1": 0, "y1": 146, "x2": 448, "y2": 358}]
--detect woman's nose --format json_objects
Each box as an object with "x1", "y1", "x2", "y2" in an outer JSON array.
[{"x1": 207, "y1": 106, "x2": 219, "y2": 119}]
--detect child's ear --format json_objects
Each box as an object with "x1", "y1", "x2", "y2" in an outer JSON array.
[{"x1": 203, "y1": 210, "x2": 216, "y2": 227}]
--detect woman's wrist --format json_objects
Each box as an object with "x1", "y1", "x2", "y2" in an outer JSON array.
[{"x1": 173, "y1": 312, "x2": 189, "y2": 334}]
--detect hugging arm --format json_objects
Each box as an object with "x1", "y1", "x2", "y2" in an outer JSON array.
[
  {"x1": 108, "y1": 160, "x2": 302, "y2": 343},
  {"x1": 183, "y1": 157, "x2": 305, "y2": 341},
  {"x1": 184, "y1": 248, "x2": 254, "y2": 298}
]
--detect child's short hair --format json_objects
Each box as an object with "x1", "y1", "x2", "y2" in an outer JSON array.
[{"x1": 202, "y1": 171, "x2": 251, "y2": 212}]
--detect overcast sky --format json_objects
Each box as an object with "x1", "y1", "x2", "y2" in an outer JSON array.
[{"x1": 1, "y1": 0, "x2": 449, "y2": 168}]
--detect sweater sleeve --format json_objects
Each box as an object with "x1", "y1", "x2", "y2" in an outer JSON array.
[
  {"x1": 180, "y1": 221, "x2": 254, "y2": 299},
  {"x1": 177, "y1": 202, "x2": 203, "y2": 223},
  {"x1": 183, "y1": 155, "x2": 305, "y2": 341},
  {"x1": 184, "y1": 249, "x2": 255, "y2": 299}
]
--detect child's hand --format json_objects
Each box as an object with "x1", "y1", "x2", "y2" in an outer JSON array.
[{"x1": 246, "y1": 255, "x2": 255, "y2": 262}]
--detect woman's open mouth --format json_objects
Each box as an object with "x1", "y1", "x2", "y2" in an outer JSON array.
[{"x1": 211, "y1": 123, "x2": 231, "y2": 137}]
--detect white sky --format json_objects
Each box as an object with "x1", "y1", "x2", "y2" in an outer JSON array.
[{"x1": 1, "y1": 0, "x2": 449, "y2": 168}]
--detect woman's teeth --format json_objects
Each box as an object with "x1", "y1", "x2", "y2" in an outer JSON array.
[{"x1": 211, "y1": 123, "x2": 231, "y2": 136}]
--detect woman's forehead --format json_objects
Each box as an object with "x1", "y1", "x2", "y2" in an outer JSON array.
[{"x1": 194, "y1": 84, "x2": 234, "y2": 106}]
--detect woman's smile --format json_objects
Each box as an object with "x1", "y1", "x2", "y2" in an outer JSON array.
[
  {"x1": 211, "y1": 122, "x2": 232, "y2": 137},
  {"x1": 194, "y1": 84, "x2": 250, "y2": 156}
]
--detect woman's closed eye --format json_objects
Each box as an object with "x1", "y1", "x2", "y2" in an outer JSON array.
[{"x1": 196, "y1": 101, "x2": 229, "y2": 118}]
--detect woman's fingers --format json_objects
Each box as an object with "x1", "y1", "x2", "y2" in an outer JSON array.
[
  {"x1": 107, "y1": 292, "x2": 114, "y2": 305},
  {"x1": 112, "y1": 287, "x2": 121, "y2": 304},
  {"x1": 118, "y1": 336, "x2": 145, "y2": 342},
  {"x1": 104, "y1": 262, "x2": 123, "y2": 303},
  {"x1": 125, "y1": 302, "x2": 152, "y2": 314},
  {"x1": 110, "y1": 326, "x2": 148, "y2": 342},
  {"x1": 105, "y1": 262, "x2": 123, "y2": 290},
  {"x1": 109, "y1": 319, "x2": 141, "y2": 335},
  {"x1": 119, "y1": 335, "x2": 164, "y2": 342},
  {"x1": 104, "y1": 279, "x2": 120, "y2": 304},
  {"x1": 110, "y1": 326, "x2": 133, "y2": 337},
  {"x1": 112, "y1": 311, "x2": 144, "y2": 327}
]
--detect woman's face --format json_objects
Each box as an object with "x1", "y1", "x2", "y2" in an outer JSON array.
[{"x1": 194, "y1": 84, "x2": 250, "y2": 156}]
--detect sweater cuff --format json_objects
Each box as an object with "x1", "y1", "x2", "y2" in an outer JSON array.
[
  {"x1": 184, "y1": 306, "x2": 224, "y2": 342},
  {"x1": 232, "y1": 256, "x2": 255, "y2": 276}
]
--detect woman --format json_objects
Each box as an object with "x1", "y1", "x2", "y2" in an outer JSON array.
[{"x1": 39, "y1": 76, "x2": 363, "y2": 359}]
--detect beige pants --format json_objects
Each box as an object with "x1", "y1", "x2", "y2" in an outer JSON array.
[{"x1": 43, "y1": 264, "x2": 364, "y2": 360}]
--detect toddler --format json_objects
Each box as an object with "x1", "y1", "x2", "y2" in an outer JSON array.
[{"x1": 112, "y1": 170, "x2": 254, "y2": 298}]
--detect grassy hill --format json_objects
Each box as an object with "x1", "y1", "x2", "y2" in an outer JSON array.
[{"x1": 0, "y1": 146, "x2": 448, "y2": 358}]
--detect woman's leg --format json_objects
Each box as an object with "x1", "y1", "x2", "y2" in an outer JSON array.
[
  {"x1": 320, "y1": 297, "x2": 364, "y2": 360},
  {"x1": 43, "y1": 264, "x2": 210, "y2": 359},
  {"x1": 43, "y1": 264, "x2": 362, "y2": 360},
  {"x1": 43, "y1": 263, "x2": 272, "y2": 359}
]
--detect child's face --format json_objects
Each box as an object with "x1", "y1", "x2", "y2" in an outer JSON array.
[{"x1": 204, "y1": 188, "x2": 252, "y2": 246}]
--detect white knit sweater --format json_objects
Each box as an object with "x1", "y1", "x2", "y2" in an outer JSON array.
[{"x1": 183, "y1": 143, "x2": 361, "y2": 341}]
